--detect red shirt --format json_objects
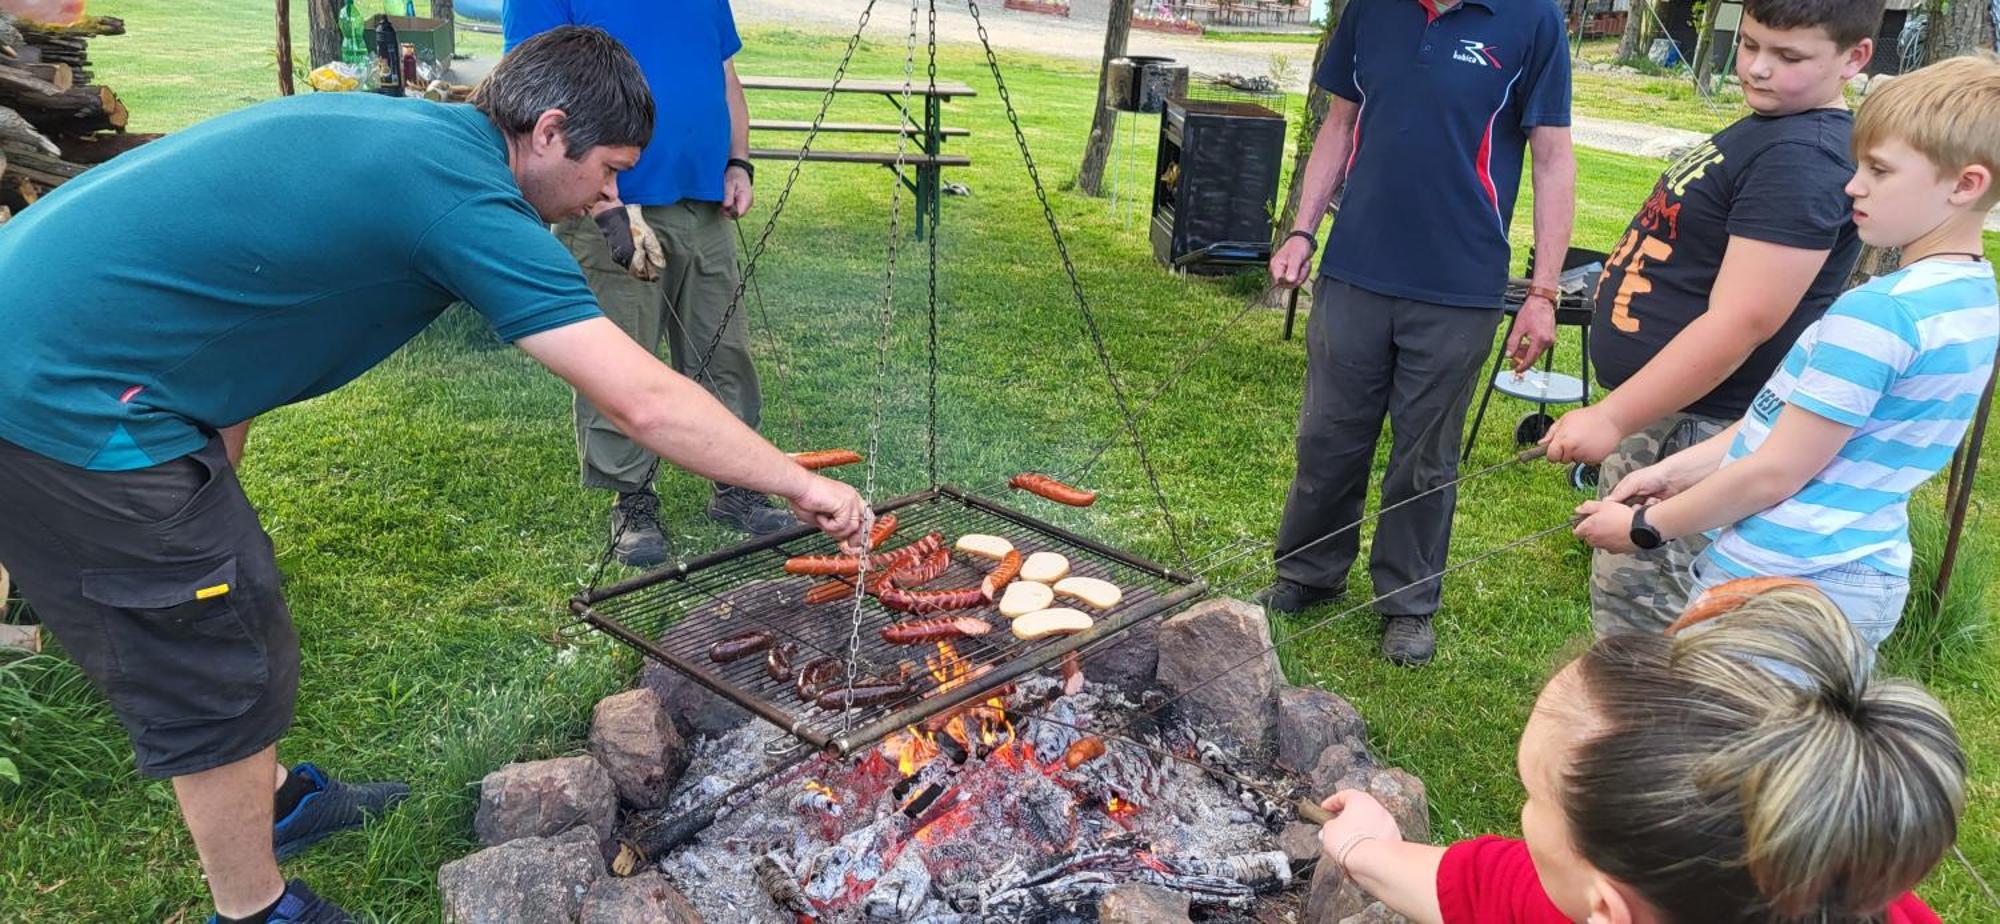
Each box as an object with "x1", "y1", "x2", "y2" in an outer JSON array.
[{"x1": 1436, "y1": 836, "x2": 1941, "y2": 923}]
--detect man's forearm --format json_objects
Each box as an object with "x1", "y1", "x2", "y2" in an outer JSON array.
[
  {"x1": 1292, "y1": 105, "x2": 1357, "y2": 235},
  {"x1": 726, "y1": 67, "x2": 751, "y2": 161},
  {"x1": 1528, "y1": 130, "x2": 1575, "y2": 292},
  {"x1": 1596, "y1": 312, "x2": 1767, "y2": 431},
  {"x1": 615, "y1": 370, "x2": 812, "y2": 500}
]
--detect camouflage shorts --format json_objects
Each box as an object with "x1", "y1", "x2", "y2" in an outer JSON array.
[{"x1": 1589, "y1": 411, "x2": 1732, "y2": 637}]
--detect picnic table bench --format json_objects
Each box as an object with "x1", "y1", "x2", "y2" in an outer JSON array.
[{"x1": 740, "y1": 75, "x2": 977, "y2": 239}]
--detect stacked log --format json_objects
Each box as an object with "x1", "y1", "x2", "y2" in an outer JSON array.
[{"x1": 0, "y1": 11, "x2": 148, "y2": 213}]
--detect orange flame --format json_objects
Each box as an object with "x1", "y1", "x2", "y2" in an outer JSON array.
[
  {"x1": 1106, "y1": 796, "x2": 1139, "y2": 819},
  {"x1": 802, "y1": 779, "x2": 838, "y2": 802}
]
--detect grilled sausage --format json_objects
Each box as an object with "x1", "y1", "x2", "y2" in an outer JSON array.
[
  {"x1": 792, "y1": 449, "x2": 864, "y2": 470},
  {"x1": 708, "y1": 630, "x2": 774, "y2": 663},
  {"x1": 868, "y1": 513, "x2": 899, "y2": 550},
  {"x1": 795, "y1": 656, "x2": 842, "y2": 701},
  {"x1": 803, "y1": 579, "x2": 856, "y2": 605},
  {"x1": 878, "y1": 586, "x2": 988, "y2": 615},
  {"x1": 765, "y1": 642, "x2": 798, "y2": 682},
  {"x1": 980, "y1": 549, "x2": 1023, "y2": 602},
  {"x1": 880, "y1": 616, "x2": 993, "y2": 644},
  {"x1": 1009, "y1": 472, "x2": 1097, "y2": 507},
  {"x1": 888, "y1": 547, "x2": 953, "y2": 589},
  {"x1": 783, "y1": 555, "x2": 865, "y2": 577}
]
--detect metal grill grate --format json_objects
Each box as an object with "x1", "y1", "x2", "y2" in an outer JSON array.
[{"x1": 571, "y1": 487, "x2": 1207, "y2": 755}]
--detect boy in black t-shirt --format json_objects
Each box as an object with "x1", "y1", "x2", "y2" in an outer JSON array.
[{"x1": 1542, "y1": 0, "x2": 1880, "y2": 634}]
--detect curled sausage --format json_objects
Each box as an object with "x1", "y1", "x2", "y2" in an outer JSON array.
[
  {"x1": 708, "y1": 630, "x2": 774, "y2": 663},
  {"x1": 888, "y1": 547, "x2": 954, "y2": 589},
  {"x1": 868, "y1": 513, "x2": 899, "y2": 550},
  {"x1": 980, "y1": 549, "x2": 1022, "y2": 603},
  {"x1": 879, "y1": 586, "x2": 988, "y2": 615},
  {"x1": 794, "y1": 656, "x2": 842, "y2": 701},
  {"x1": 792, "y1": 449, "x2": 864, "y2": 470},
  {"x1": 766, "y1": 642, "x2": 798, "y2": 682},
  {"x1": 1062, "y1": 737, "x2": 1107, "y2": 770},
  {"x1": 803, "y1": 579, "x2": 856, "y2": 605},
  {"x1": 880, "y1": 616, "x2": 993, "y2": 644},
  {"x1": 1009, "y1": 473, "x2": 1097, "y2": 507}
]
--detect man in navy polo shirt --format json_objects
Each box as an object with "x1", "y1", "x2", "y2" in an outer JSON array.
[
  {"x1": 1263, "y1": 0, "x2": 1576, "y2": 665},
  {"x1": 506, "y1": 0, "x2": 789, "y2": 567}
]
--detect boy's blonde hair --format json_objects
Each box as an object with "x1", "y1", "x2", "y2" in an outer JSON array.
[{"x1": 1854, "y1": 52, "x2": 2000, "y2": 210}]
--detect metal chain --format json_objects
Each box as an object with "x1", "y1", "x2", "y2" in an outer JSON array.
[
  {"x1": 839, "y1": 0, "x2": 925, "y2": 735},
  {"x1": 687, "y1": 0, "x2": 884, "y2": 386},
  {"x1": 925, "y1": 0, "x2": 943, "y2": 490},
  {"x1": 962, "y1": 0, "x2": 1191, "y2": 568}
]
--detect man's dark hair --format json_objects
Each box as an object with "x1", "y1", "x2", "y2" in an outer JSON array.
[
  {"x1": 471, "y1": 25, "x2": 653, "y2": 159},
  {"x1": 1743, "y1": 0, "x2": 1885, "y2": 48}
]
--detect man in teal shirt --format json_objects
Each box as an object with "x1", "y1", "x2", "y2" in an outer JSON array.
[{"x1": 0, "y1": 27, "x2": 867, "y2": 923}]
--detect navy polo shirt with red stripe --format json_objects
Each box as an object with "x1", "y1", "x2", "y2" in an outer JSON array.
[{"x1": 1316, "y1": 0, "x2": 1571, "y2": 308}]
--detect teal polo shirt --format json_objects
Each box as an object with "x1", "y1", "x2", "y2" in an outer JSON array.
[
  {"x1": 1316, "y1": 0, "x2": 1572, "y2": 308},
  {"x1": 0, "y1": 93, "x2": 602, "y2": 471}
]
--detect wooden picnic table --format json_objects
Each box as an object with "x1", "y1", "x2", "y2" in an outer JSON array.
[{"x1": 739, "y1": 75, "x2": 978, "y2": 239}]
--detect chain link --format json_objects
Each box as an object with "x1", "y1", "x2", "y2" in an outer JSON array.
[
  {"x1": 962, "y1": 0, "x2": 1190, "y2": 567},
  {"x1": 925, "y1": 0, "x2": 942, "y2": 490}
]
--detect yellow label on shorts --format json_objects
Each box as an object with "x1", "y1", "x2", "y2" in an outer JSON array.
[{"x1": 195, "y1": 583, "x2": 231, "y2": 600}]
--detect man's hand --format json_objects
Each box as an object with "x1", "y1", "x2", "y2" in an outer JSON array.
[
  {"x1": 786, "y1": 473, "x2": 872, "y2": 552},
  {"x1": 1542, "y1": 405, "x2": 1625, "y2": 464},
  {"x1": 1269, "y1": 235, "x2": 1315, "y2": 289},
  {"x1": 1317, "y1": 790, "x2": 1404, "y2": 868},
  {"x1": 1507, "y1": 296, "x2": 1557, "y2": 374},
  {"x1": 1572, "y1": 499, "x2": 1639, "y2": 553},
  {"x1": 723, "y1": 164, "x2": 754, "y2": 219}
]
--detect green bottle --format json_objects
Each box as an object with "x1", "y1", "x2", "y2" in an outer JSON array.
[{"x1": 338, "y1": 0, "x2": 366, "y2": 64}]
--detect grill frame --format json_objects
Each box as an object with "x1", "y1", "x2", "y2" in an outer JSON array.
[{"x1": 570, "y1": 486, "x2": 1207, "y2": 755}]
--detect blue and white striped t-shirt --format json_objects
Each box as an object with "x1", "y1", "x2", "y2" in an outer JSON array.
[{"x1": 1706, "y1": 259, "x2": 1999, "y2": 579}]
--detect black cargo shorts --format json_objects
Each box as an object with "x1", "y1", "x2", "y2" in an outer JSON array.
[{"x1": 0, "y1": 436, "x2": 298, "y2": 777}]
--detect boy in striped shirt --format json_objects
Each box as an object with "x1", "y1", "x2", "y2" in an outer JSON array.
[{"x1": 1573, "y1": 53, "x2": 2000, "y2": 650}]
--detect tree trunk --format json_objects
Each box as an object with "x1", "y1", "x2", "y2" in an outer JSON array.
[
  {"x1": 276, "y1": 0, "x2": 296, "y2": 96},
  {"x1": 1691, "y1": 0, "x2": 1723, "y2": 89},
  {"x1": 308, "y1": 0, "x2": 342, "y2": 68},
  {"x1": 1617, "y1": 0, "x2": 1648, "y2": 61},
  {"x1": 1076, "y1": 0, "x2": 1135, "y2": 197},
  {"x1": 1270, "y1": 5, "x2": 1340, "y2": 257},
  {"x1": 432, "y1": 0, "x2": 454, "y2": 23},
  {"x1": 1925, "y1": 0, "x2": 1997, "y2": 64},
  {"x1": 1849, "y1": 245, "x2": 1902, "y2": 288}
]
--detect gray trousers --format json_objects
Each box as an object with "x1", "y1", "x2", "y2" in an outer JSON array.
[
  {"x1": 1274, "y1": 278, "x2": 1502, "y2": 616},
  {"x1": 557, "y1": 201, "x2": 761, "y2": 494}
]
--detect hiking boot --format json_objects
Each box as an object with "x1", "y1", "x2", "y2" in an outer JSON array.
[
  {"x1": 1380, "y1": 614, "x2": 1436, "y2": 667},
  {"x1": 205, "y1": 880, "x2": 352, "y2": 924},
  {"x1": 272, "y1": 763, "x2": 410, "y2": 861},
  {"x1": 610, "y1": 490, "x2": 669, "y2": 568},
  {"x1": 707, "y1": 484, "x2": 797, "y2": 537},
  {"x1": 1256, "y1": 578, "x2": 1344, "y2": 614}
]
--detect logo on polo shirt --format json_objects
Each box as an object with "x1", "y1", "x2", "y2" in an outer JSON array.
[{"x1": 1454, "y1": 40, "x2": 1503, "y2": 68}]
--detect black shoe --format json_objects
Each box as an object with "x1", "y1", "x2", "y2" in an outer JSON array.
[
  {"x1": 1380, "y1": 614, "x2": 1436, "y2": 667},
  {"x1": 1256, "y1": 578, "x2": 1344, "y2": 614},
  {"x1": 611, "y1": 490, "x2": 669, "y2": 568},
  {"x1": 272, "y1": 763, "x2": 410, "y2": 861},
  {"x1": 205, "y1": 880, "x2": 352, "y2": 924},
  {"x1": 707, "y1": 484, "x2": 797, "y2": 537}
]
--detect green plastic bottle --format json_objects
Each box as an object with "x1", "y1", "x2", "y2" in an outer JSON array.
[{"x1": 338, "y1": 0, "x2": 366, "y2": 64}]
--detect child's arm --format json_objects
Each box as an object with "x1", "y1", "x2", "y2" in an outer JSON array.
[
  {"x1": 1318, "y1": 790, "x2": 1447, "y2": 924},
  {"x1": 1545, "y1": 236, "x2": 1834, "y2": 464},
  {"x1": 1574, "y1": 407, "x2": 1853, "y2": 552},
  {"x1": 1602, "y1": 420, "x2": 1742, "y2": 504}
]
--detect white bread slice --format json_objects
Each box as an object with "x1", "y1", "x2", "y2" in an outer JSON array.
[
  {"x1": 1019, "y1": 551, "x2": 1071, "y2": 584},
  {"x1": 1012, "y1": 607, "x2": 1094, "y2": 640},
  {"x1": 1052, "y1": 576, "x2": 1123, "y2": 609},
  {"x1": 998, "y1": 580, "x2": 1055, "y2": 618},
  {"x1": 954, "y1": 533, "x2": 1014, "y2": 561}
]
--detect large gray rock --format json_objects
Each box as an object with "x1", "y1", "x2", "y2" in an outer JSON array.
[
  {"x1": 1306, "y1": 737, "x2": 1374, "y2": 797},
  {"x1": 1279, "y1": 821, "x2": 1324, "y2": 865},
  {"x1": 1303, "y1": 862, "x2": 1372, "y2": 924},
  {"x1": 1098, "y1": 882, "x2": 1192, "y2": 923},
  {"x1": 637, "y1": 660, "x2": 751, "y2": 740},
  {"x1": 439, "y1": 825, "x2": 603, "y2": 924},
  {"x1": 1340, "y1": 902, "x2": 1411, "y2": 924},
  {"x1": 589, "y1": 688, "x2": 689, "y2": 810},
  {"x1": 1083, "y1": 616, "x2": 1160, "y2": 696},
  {"x1": 579, "y1": 871, "x2": 702, "y2": 923},
  {"x1": 1320, "y1": 766, "x2": 1430, "y2": 845},
  {"x1": 475, "y1": 756, "x2": 619, "y2": 854},
  {"x1": 1276, "y1": 685, "x2": 1369, "y2": 775},
  {"x1": 1156, "y1": 597, "x2": 1283, "y2": 755}
]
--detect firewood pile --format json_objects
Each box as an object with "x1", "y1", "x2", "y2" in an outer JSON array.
[{"x1": 0, "y1": 11, "x2": 156, "y2": 223}]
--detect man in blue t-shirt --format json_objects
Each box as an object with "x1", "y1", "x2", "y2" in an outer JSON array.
[
  {"x1": 0, "y1": 28, "x2": 868, "y2": 923},
  {"x1": 1261, "y1": 0, "x2": 1576, "y2": 666},
  {"x1": 506, "y1": 0, "x2": 785, "y2": 567}
]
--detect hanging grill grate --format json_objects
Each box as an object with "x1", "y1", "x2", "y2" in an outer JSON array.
[{"x1": 570, "y1": 487, "x2": 1207, "y2": 756}]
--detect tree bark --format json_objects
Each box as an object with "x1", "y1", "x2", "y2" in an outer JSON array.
[
  {"x1": 1617, "y1": 0, "x2": 1648, "y2": 61},
  {"x1": 6, "y1": 82, "x2": 125, "y2": 136},
  {"x1": 1925, "y1": 0, "x2": 1997, "y2": 64},
  {"x1": 1690, "y1": 0, "x2": 1723, "y2": 89},
  {"x1": 276, "y1": 0, "x2": 296, "y2": 96},
  {"x1": 58, "y1": 130, "x2": 160, "y2": 164},
  {"x1": 0, "y1": 104, "x2": 59, "y2": 155},
  {"x1": 308, "y1": 0, "x2": 343, "y2": 68},
  {"x1": 1849, "y1": 245, "x2": 1902, "y2": 288},
  {"x1": 1076, "y1": 0, "x2": 1135, "y2": 197},
  {"x1": 2, "y1": 61, "x2": 71, "y2": 91}
]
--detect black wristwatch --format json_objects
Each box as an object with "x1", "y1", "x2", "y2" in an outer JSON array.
[
  {"x1": 1629, "y1": 505, "x2": 1664, "y2": 551},
  {"x1": 1285, "y1": 229, "x2": 1317, "y2": 254},
  {"x1": 726, "y1": 157, "x2": 755, "y2": 182}
]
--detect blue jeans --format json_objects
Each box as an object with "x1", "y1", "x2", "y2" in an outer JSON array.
[{"x1": 1689, "y1": 553, "x2": 1908, "y2": 654}]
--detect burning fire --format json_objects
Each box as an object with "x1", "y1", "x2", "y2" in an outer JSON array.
[{"x1": 880, "y1": 642, "x2": 1023, "y2": 779}]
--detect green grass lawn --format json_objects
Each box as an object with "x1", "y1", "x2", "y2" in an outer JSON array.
[{"x1": 2, "y1": 3, "x2": 1997, "y2": 920}]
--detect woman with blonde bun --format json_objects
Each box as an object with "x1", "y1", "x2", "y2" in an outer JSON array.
[{"x1": 1316, "y1": 578, "x2": 1964, "y2": 923}]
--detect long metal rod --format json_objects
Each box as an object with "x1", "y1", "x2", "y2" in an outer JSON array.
[{"x1": 1932, "y1": 359, "x2": 1995, "y2": 606}]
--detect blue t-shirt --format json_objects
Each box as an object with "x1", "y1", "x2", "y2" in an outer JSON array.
[
  {"x1": 0, "y1": 93, "x2": 602, "y2": 471},
  {"x1": 504, "y1": 0, "x2": 742, "y2": 206},
  {"x1": 1314, "y1": 0, "x2": 1572, "y2": 308},
  {"x1": 1705, "y1": 260, "x2": 2000, "y2": 579}
]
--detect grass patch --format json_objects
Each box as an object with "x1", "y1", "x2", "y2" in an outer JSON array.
[
  {"x1": 1201, "y1": 29, "x2": 1325, "y2": 43},
  {"x1": 1, "y1": 4, "x2": 1995, "y2": 920}
]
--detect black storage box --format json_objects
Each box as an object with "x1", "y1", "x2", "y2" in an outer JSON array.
[{"x1": 1150, "y1": 99, "x2": 1286, "y2": 275}]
